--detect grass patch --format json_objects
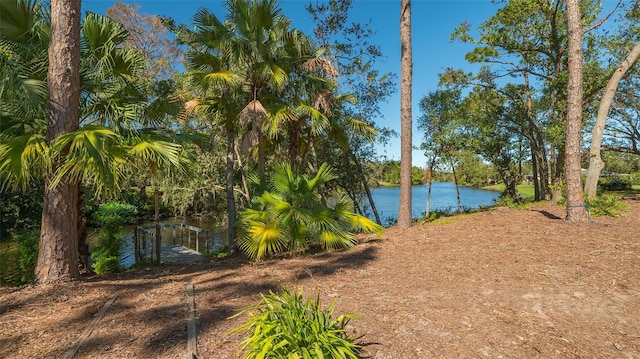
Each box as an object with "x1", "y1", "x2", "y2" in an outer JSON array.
[{"x1": 483, "y1": 183, "x2": 535, "y2": 200}]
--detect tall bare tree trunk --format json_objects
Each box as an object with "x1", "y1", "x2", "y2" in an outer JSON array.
[
  {"x1": 226, "y1": 127, "x2": 237, "y2": 251},
  {"x1": 35, "y1": 0, "x2": 82, "y2": 284},
  {"x1": 565, "y1": 0, "x2": 588, "y2": 222},
  {"x1": 398, "y1": 0, "x2": 412, "y2": 228},
  {"x1": 154, "y1": 184, "x2": 161, "y2": 262},
  {"x1": 585, "y1": 42, "x2": 640, "y2": 197},
  {"x1": 451, "y1": 161, "x2": 463, "y2": 214}
]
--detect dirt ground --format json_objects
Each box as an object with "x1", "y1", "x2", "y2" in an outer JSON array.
[{"x1": 1, "y1": 200, "x2": 639, "y2": 359}]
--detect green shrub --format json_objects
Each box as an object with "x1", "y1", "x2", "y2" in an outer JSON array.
[
  {"x1": 587, "y1": 194, "x2": 627, "y2": 217},
  {"x1": 230, "y1": 288, "x2": 361, "y2": 359},
  {"x1": 598, "y1": 178, "x2": 631, "y2": 192},
  {"x1": 91, "y1": 254, "x2": 120, "y2": 275},
  {"x1": 91, "y1": 201, "x2": 138, "y2": 275},
  {"x1": 16, "y1": 230, "x2": 39, "y2": 285},
  {"x1": 239, "y1": 163, "x2": 383, "y2": 260}
]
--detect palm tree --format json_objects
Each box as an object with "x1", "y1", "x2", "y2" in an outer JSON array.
[
  {"x1": 1, "y1": 2, "x2": 187, "y2": 280},
  {"x1": 238, "y1": 162, "x2": 383, "y2": 260},
  {"x1": 173, "y1": 0, "x2": 325, "y2": 249}
]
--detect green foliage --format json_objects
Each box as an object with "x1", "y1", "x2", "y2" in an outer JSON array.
[
  {"x1": 598, "y1": 177, "x2": 632, "y2": 192},
  {"x1": 230, "y1": 288, "x2": 361, "y2": 359},
  {"x1": 16, "y1": 230, "x2": 39, "y2": 285},
  {"x1": 238, "y1": 163, "x2": 384, "y2": 260},
  {"x1": 0, "y1": 181, "x2": 44, "y2": 240},
  {"x1": 94, "y1": 201, "x2": 138, "y2": 230},
  {"x1": 586, "y1": 194, "x2": 628, "y2": 217},
  {"x1": 209, "y1": 245, "x2": 229, "y2": 259},
  {"x1": 91, "y1": 201, "x2": 137, "y2": 274},
  {"x1": 495, "y1": 195, "x2": 529, "y2": 210},
  {"x1": 91, "y1": 255, "x2": 120, "y2": 275}
]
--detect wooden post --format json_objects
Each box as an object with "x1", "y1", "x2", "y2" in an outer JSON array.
[
  {"x1": 196, "y1": 231, "x2": 199, "y2": 253},
  {"x1": 142, "y1": 231, "x2": 147, "y2": 259},
  {"x1": 134, "y1": 227, "x2": 139, "y2": 265}
]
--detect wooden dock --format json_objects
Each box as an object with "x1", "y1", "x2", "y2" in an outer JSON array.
[
  {"x1": 131, "y1": 222, "x2": 225, "y2": 264},
  {"x1": 160, "y1": 244, "x2": 205, "y2": 264}
]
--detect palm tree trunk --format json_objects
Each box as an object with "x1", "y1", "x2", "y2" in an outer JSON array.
[
  {"x1": 226, "y1": 127, "x2": 237, "y2": 251},
  {"x1": 154, "y1": 185, "x2": 161, "y2": 262},
  {"x1": 35, "y1": 0, "x2": 81, "y2": 284}
]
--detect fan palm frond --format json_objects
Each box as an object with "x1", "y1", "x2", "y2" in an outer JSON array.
[{"x1": 0, "y1": 131, "x2": 48, "y2": 191}]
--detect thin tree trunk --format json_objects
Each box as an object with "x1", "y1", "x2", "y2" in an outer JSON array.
[
  {"x1": 398, "y1": 0, "x2": 412, "y2": 228},
  {"x1": 451, "y1": 161, "x2": 463, "y2": 213},
  {"x1": 35, "y1": 0, "x2": 81, "y2": 284},
  {"x1": 424, "y1": 155, "x2": 436, "y2": 218},
  {"x1": 154, "y1": 184, "x2": 161, "y2": 262},
  {"x1": 349, "y1": 152, "x2": 382, "y2": 225},
  {"x1": 585, "y1": 42, "x2": 640, "y2": 197},
  {"x1": 565, "y1": 0, "x2": 588, "y2": 222},
  {"x1": 426, "y1": 178, "x2": 433, "y2": 219},
  {"x1": 235, "y1": 144, "x2": 251, "y2": 207},
  {"x1": 226, "y1": 127, "x2": 237, "y2": 251}
]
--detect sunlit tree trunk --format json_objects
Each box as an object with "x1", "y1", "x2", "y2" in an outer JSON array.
[
  {"x1": 585, "y1": 42, "x2": 640, "y2": 197},
  {"x1": 398, "y1": 0, "x2": 412, "y2": 228},
  {"x1": 35, "y1": 0, "x2": 82, "y2": 284},
  {"x1": 565, "y1": 0, "x2": 588, "y2": 222}
]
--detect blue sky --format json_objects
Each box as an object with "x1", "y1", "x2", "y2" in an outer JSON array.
[{"x1": 83, "y1": 0, "x2": 504, "y2": 167}]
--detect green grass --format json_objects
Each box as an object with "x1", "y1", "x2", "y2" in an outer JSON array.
[{"x1": 483, "y1": 183, "x2": 535, "y2": 199}]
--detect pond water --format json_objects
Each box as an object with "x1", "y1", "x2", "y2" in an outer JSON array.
[{"x1": 365, "y1": 182, "x2": 501, "y2": 226}]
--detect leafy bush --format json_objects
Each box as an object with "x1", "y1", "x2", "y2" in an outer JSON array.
[
  {"x1": 91, "y1": 201, "x2": 138, "y2": 274},
  {"x1": 230, "y1": 288, "x2": 361, "y2": 359},
  {"x1": 16, "y1": 230, "x2": 39, "y2": 285},
  {"x1": 586, "y1": 194, "x2": 628, "y2": 217},
  {"x1": 495, "y1": 195, "x2": 529, "y2": 209},
  {"x1": 91, "y1": 253, "x2": 120, "y2": 275},
  {"x1": 598, "y1": 178, "x2": 631, "y2": 192}
]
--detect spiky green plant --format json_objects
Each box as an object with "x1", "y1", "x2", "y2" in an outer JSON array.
[
  {"x1": 586, "y1": 194, "x2": 628, "y2": 217},
  {"x1": 238, "y1": 163, "x2": 383, "y2": 260},
  {"x1": 229, "y1": 287, "x2": 361, "y2": 359}
]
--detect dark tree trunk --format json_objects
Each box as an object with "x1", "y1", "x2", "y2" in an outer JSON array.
[
  {"x1": 398, "y1": 0, "x2": 412, "y2": 228},
  {"x1": 451, "y1": 161, "x2": 463, "y2": 213},
  {"x1": 35, "y1": 0, "x2": 81, "y2": 285},
  {"x1": 154, "y1": 185, "x2": 161, "y2": 262},
  {"x1": 226, "y1": 127, "x2": 237, "y2": 251},
  {"x1": 350, "y1": 152, "x2": 382, "y2": 225}
]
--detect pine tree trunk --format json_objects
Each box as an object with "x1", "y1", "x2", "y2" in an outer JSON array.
[
  {"x1": 35, "y1": 0, "x2": 81, "y2": 284},
  {"x1": 565, "y1": 0, "x2": 588, "y2": 222},
  {"x1": 398, "y1": 0, "x2": 412, "y2": 228}
]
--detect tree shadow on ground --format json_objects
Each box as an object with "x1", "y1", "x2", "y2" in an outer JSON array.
[
  {"x1": 0, "y1": 242, "x2": 379, "y2": 358},
  {"x1": 533, "y1": 210, "x2": 563, "y2": 220}
]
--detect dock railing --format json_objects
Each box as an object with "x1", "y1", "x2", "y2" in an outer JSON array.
[{"x1": 133, "y1": 223, "x2": 222, "y2": 263}]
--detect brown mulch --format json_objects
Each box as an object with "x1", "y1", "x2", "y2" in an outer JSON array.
[{"x1": 1, "y1": 200, "x2": 639, "y2": 358}]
